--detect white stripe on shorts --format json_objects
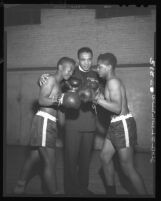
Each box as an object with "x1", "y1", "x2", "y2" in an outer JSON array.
[
  {"x1": 36, "y1": 110, "x2": 57, "y2": 147},
  {"x1": 122, "y1": 118, "x2": 130, "y2": 147},
  {"x1": 42, "y1": 117, "x2": 48, "y2": 147}
]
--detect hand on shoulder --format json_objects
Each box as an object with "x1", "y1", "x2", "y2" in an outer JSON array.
[{"x1": 39, "y1": 73, "x2": 54, "y2": 87}]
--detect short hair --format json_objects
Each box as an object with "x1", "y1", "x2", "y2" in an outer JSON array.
[
  {"x1": 57, "y1": 57, "x2": 76, "y2": 68},
  {"x1": 97, "y1": 53, "x2": 117, "y2": 70},
  {"x1": 77, "y1": 47, "x2": 93, "y2": 58}
]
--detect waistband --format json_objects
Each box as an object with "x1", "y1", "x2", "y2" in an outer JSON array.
[
  {"x1": 111, "y1": 113, "x2": 133, "y2": 123},
  {"x1": 36, "y1": 111, "x2": 57, "y2": 122}
]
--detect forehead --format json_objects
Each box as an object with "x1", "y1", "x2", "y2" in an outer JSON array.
[
  {"x1": 98, "y1": 60, "x2": 109, "y2": 66},
  {"x1": 62, "y1": 62, "x2": 74, "y2": 68},
  {"x1": 79, "y1": 52, "x2": 92, "y2": 59}
]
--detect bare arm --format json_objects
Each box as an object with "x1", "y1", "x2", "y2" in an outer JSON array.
[{"x1": 95, "y1": 79, "x2": 122, "y2": 114}]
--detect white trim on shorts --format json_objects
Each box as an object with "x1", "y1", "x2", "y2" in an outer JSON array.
[
  {"x1": 36, "y1": 110, "x2": 57, "y2": 147},
  {"x1": 111, "y1": 113, "x2": 132, "y2": 123},
  {"x1": 111, "y1": 113, "x2": 133, "y2": 147}
]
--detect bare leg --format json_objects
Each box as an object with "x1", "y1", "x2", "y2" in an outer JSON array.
[
  {"x1": 13, "y1": 147, "x2": 40, "y2": 194},
  {"x1": 38, "y1": 147, "x2": 57, "y2": 194},
  {"x1": 118, "y1": 147, "x2": 147, "y2": 195},
  {"x1": 99, "y1": 139, "x2": 116, "y2": 195}
]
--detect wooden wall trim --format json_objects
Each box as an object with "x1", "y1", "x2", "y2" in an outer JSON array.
[{"x1": 7, "y1": 63, "x2": 151, "y2": 72}]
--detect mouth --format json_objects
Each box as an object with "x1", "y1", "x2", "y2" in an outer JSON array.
[
  {"x1": 83, "y1": 65, "x2": 90, "y2": 69},
  {"x1": 64, "y1": 75, "x2": 70, "y2": 80}
]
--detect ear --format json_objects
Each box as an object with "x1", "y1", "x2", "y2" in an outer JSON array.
[
  {"x1": 58, "y1": 64, "x2": 63, "y2": 71},
  {"x1": 76, "y1": 60, "x2": 79, "y2": 66}
]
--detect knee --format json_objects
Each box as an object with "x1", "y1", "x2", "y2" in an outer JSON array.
[
  {"x1": 100, "y1": 151, "x2": 111, "y2": 164},
  {"x1": 44, "y1": 158, "x2": 56, "y2": 170},
  {"x1": 44, "y1": 163, "x2": 56, "y2": 176}
]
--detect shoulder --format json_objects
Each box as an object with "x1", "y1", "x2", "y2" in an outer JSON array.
[
  {"x1": 45, "y1": 74, "x2": 55, "y2": 82},
  {"x1": 87, "y1": 69, "x2": 99, "y2": 81},
  {"x1": 88, "y1": 69, "x2": 98, "y2": 77},
  {"x1": 40, "y1": 74, "x2": 56, "y2": 88},
  {"x1": 73, "y1": 66, "x2": 80, "y2": 76},
  {"x1": 74, "y1": 66, "x2": 79, "y2": 73},
  {"x1": 108, "y1": 77, "x2": 121, "y2": 89}
]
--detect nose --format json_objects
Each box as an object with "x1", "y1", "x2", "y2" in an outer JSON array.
[
  {"x1": 85, "y1": 60, "x2": 90, "y2": 64},
  {"x1": 84, "y1": 61, "x2": 88, "y2": 66}
]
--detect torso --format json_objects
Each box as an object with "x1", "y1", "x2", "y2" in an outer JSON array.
[
  {"x1": 105, "y1": 77, "x2": 129, "y2": 117},
  {"x1": 64, "y1": 66, "x2": 97, "y2": 131},
  {"x1": 39, "y1": 75, "x2": 61, "y2": 117}
]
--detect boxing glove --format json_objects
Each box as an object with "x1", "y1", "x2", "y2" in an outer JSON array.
[
  {"x1": 64, "y1": 77, "x2": 82, "y2": 92},
  {"x1": 78, "y1": 87, "x2": 94, "y2": 103},
  {"x1": 86, "y1": 77, "x2": 99, "y2": 92},
  {"x1": 54, "y1": 92, "x2": 81, "y2": 109}
]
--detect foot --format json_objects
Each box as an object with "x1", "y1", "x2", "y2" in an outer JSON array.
[
  {"x1": 79, "y1": 189, "x2": 95, "y2": 196},
  {"x1": 98, "y1": 167, "x2": 116, "y2": 196},
  {"x1": 13, "y1": 180, "x2": 26, "y2": 194}
]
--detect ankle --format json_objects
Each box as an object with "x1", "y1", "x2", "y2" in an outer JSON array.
[{"x1": 105, "y1": 185, "x2": 116, "y2": 196}]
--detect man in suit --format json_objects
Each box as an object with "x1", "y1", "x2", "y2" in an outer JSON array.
[{"x1": 63, "y1": 47, "x2": 99, "y2": 196}]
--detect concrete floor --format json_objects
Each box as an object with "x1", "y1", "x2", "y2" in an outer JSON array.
[{"x1": 4, "y1": 145, "x2": 155, "y2": 197}]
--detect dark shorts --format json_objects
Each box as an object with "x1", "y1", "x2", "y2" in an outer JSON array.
[
  {"x1": 106, "y1": 114, "x2": 137, "y2": 150},
  {"x1": 29, "y1": 111, "x2": 57, "y2": 149}
]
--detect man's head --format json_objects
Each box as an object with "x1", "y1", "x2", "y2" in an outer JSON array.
[
  {"x1": 77, "y1": 47, "x2": 93, "y2": 71},
  {"x1": 57, "y1": 57, "x2": 76, "y2": 80},
  {"x1": 97, "y1": 53, "x2": 117, "y2": 78}
]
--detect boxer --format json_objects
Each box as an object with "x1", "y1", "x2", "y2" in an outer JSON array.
[
  {"x1": 13, "y1": 57, "x2": 76, "y2": 195},
  {"x1": 94, "y1": 53, "x2": 147, "y2": 195}
]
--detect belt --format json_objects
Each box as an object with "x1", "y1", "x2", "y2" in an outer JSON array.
[
  {"x1": 36, "y1": 111, "x2": 57, "y2": 122},
  {"x1": 111, "y1": 113, "x2": 132, "y2": 123}
]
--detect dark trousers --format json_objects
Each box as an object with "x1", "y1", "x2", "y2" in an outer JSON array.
[{"x1": 64, "y1": 128, "x2": 94, "y2": 194}]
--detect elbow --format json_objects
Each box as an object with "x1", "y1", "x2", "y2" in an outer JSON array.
[
  {"x1": 115, "y1": 110, "x2": 121, "y2": 115},
  {"x1": 38, "y1": 98, "x2": 45, "y2": 106}
]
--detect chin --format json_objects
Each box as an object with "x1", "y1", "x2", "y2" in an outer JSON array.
[{"x1": 64, "y1": 77, "x2": 69, "y2": 80}]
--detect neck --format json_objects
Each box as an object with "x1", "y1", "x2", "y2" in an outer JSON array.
[{"x1": 106, "y1": 71, "x2": 115, "y2": 80}]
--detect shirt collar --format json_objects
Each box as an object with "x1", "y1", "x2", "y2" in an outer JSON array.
[{"x1": 79, "y1": 65, "x2": 89, "y2": 72}]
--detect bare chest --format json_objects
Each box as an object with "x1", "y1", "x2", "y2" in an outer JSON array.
[{"x1": 49, "y1": 84, "x2": 61, "y2": 97}]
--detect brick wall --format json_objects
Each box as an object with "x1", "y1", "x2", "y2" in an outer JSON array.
[
  {"x1": 6, "y1": 8, "x2": 156, "y2": 68},
  {"x1": 6, "y1": 7, "x2": 156, "y2": 150}
]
